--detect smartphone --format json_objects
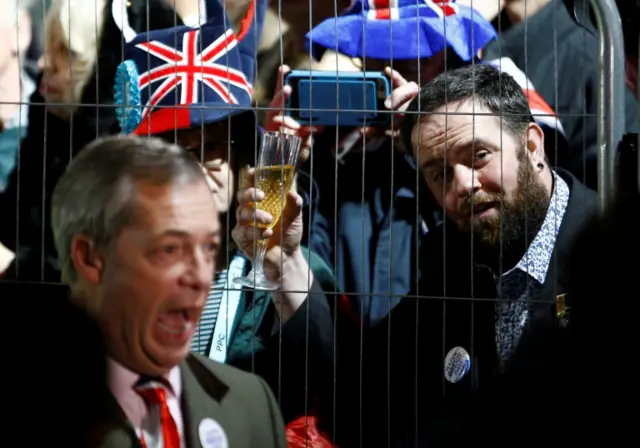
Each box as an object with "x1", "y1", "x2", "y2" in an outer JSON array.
[{"x1": 284, "y1": 70, "x2": 391, "y2": 127}]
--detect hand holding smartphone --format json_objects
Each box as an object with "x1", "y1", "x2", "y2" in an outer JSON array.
[{"x1": 284, "y1": 70, "x2": 391, "y2": 127}]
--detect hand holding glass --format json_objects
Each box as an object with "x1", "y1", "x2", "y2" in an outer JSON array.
[{"x1": 234, "y1": 131, "x2": 301, "y2": 290}]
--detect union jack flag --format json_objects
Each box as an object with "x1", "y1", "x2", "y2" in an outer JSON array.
[
  {"x1": 365, "y1": 0, "x2": 458, "y2": 20},
  {"x1": 308, "y1": 0, "x2": 496, "y2": 68},
  {"x1": 134, "y1": 26, "x2": 253, "y2": 123}
]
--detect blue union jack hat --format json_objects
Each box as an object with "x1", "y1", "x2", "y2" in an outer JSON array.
[
  {"x1": 306, "y1": 0, "x2": 497, "y2": 61},
  {"x1": 113, "y1": 0, "x2": 255, "y2": 135},
  {"x1": 237, "y1": 0, "x2": 268, "y2": 85}
]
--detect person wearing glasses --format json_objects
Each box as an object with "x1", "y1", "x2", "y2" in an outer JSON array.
[{"x1": 113, "y1": 2, "x2": 350, "y2": 445}]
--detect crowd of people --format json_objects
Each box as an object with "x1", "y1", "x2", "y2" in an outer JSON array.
[{"x1": 0, "y1": 0, "x2": 638, "y2": 446}]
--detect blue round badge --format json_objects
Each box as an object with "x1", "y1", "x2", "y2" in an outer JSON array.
[
  {"x1": 444, "y1": 346, "x2": 471, "y2": 383},
  {"x1": 114, "y1": 60, "x2": 142, "y2": 134}
]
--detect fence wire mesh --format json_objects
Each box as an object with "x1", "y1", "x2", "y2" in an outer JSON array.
[{"x1": 0, "y1": 0, "x2": 635, "y2": 446}]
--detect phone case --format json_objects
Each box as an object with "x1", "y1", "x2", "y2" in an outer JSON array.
[{"x1": 285, "y1": 71, "x2": 390, "y2": 127}]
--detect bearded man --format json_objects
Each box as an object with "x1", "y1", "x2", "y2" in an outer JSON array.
[{"x1": 345, "y1": 64, "x2": 598, "y2": 447}]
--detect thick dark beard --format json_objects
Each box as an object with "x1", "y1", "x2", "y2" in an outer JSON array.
[{"x1": 466, "y1": 150, "x2": 550, "y2": 270}]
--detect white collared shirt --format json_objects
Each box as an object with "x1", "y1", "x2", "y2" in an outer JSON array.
[{"x1": 107, "y1": 358, "x2": 186, "y2": 448}]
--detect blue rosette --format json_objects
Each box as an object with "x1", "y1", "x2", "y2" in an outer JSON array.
[{"x1": 114, "y1": 60, "x2": 142, "y2": 134}]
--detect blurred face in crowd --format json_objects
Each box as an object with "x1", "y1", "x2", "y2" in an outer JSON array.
[
  {"x1": 412, "y1": 99, "x2": 550, "y2": 248},
  {"x1": 0, "y1": 5, "x2": 31, "y2": 123},
  {"x1": 0, "y1": 18, "x2": 15, "y2": 80},
  {"x1": 38, "y1": 0, "x2": 101, "y2": 118},
  {"x1": 160, "y1": 121, "x2": 245, "y2": 214},
  {"x1": 0, "y1": 5, "x2": 31, "y2": 78},
  {"x1": 78, "y1": 179, "x2": 219, "y2": 376}
]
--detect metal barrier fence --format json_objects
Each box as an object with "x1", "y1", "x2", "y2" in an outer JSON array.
[
  {"x1": 590, "y1": 0, "x2": 625, "y2": 209},
  {"x1": 0, "y1": 0, "x2": 635, "y2": 445},
  {"x1": 0, "y1": 1, "x2": 630, "y2": 267}
]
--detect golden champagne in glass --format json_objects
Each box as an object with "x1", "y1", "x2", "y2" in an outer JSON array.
[
  {"x1": 234, "y1": 132, "x2": 302, "y2": 290},
  {"x1": 254, "y1": 164, "x2": 296, "y2": 229}
]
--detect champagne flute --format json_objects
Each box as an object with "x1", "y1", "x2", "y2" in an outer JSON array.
[{"x1": 234, "y1": 131, "x2": 302, "y2": 290}]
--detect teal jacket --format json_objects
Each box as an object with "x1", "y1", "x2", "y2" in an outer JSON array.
[
  {"x1": 225, "y1": 247, "x2": 339, "y2": 425},
  {"x1": 0, "y1": 126, "x2": 24, "y2": 192}
]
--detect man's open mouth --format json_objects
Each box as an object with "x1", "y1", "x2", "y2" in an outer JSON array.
[
  {"x1": 158, "y1": 308, "x2": 195, "y2": 335},
  {"x1": 472, "y1": 202, "x2": 497, "y2": 215}
]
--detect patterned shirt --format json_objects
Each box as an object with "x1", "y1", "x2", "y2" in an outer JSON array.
[{"x1": 493, "y1": 173, "x2": 570, "y2": 363}]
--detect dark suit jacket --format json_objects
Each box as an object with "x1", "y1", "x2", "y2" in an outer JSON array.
[
  {"x1": 0, "y1": 281, "x2": 287, "y2": 447},
  {"x1": 0, "y1": 282, "x2": 107, "y2": 446},
  {"x1": 558, "y1": 190, "x2": 640, "y2": 444},
  {"x1": 349, "y1": 170, "x2": 598, "y2": 447},
  {"x1": 97, "y1": 354, "x2": 287, "y2": 448}
]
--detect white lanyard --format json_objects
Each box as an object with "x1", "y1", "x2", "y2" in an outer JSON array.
[{"x1": 208, "y1": 256, "x2": 246, "y2": 363}]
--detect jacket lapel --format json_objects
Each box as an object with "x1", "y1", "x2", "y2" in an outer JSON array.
[
  {"x1": 180, "y1": 355, "x2": 230, "y2": 448},
  {"x1": 97, "y1": 392, "x2": 141, "y2": 448}
]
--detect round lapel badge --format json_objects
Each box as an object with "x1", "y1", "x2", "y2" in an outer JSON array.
[
  {"x1": 198, "y1": 418, "x2": 229, "y2": 448},
  {"x1": 444, "y1": 346, "x2": 471, "y2": 383}
]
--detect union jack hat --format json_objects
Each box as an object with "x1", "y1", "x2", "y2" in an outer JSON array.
[
  {"x1": 306, "y1": 0, "x2": 497, "y2": 61},
  {"x1": 113, "y1": 0, "x2": 255, "y2": 135},
  {"x1": 237, "y1": 0, "x2": 268, "y2": 85}
]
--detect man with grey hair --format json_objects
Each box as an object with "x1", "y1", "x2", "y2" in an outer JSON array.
[
  {"x1": 51, "y1": 134, "x2": 287, "y2": 447},
  {"x1": 0, "y1": 0, "x2": 35, "y2": 191}
]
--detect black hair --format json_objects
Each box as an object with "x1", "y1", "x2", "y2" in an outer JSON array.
[{"x1": 400, "y1": 64, "x2": 532, "y2": 155}]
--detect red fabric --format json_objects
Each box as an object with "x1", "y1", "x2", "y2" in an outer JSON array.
[
  {"x1": 372, "y1": 0, "x2": 390, "y2": 9},
  {"x1": 286, "y1": 415, "x2": 336, "y2": 448},
  {"x1": 284, "y1": 296, "x2": 356, "y2": 448},
  {"x1": 137, "y1": 386, "x2": 181, "y2": 448},
  {"x1": 373, "y1": 8, "x2": 391, "y2": 19},
  {"x1": 337, "y1": 294, "x2": 360, "y2": 329},
  {"x1": 133, "y1": 107, "x2": 191, "y2": 136},
  {"x1": 523, "y1": 88, "x2": 556, "y2": 115},
  {"x1": 236, "y1": 0, "x2": 256, "y2": 41},
  {"x1": 434, "y1": 0, "x2": 457, "y2": 16}
]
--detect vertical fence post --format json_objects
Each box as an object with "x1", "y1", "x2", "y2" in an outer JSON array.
[{"x1": 590, "y1": 0, "x2": 626, "y2": 212}]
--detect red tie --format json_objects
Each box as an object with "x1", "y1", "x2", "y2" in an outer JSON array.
[{"x1": 136, "y1": 384, "x2": 181, "y2": 448}]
